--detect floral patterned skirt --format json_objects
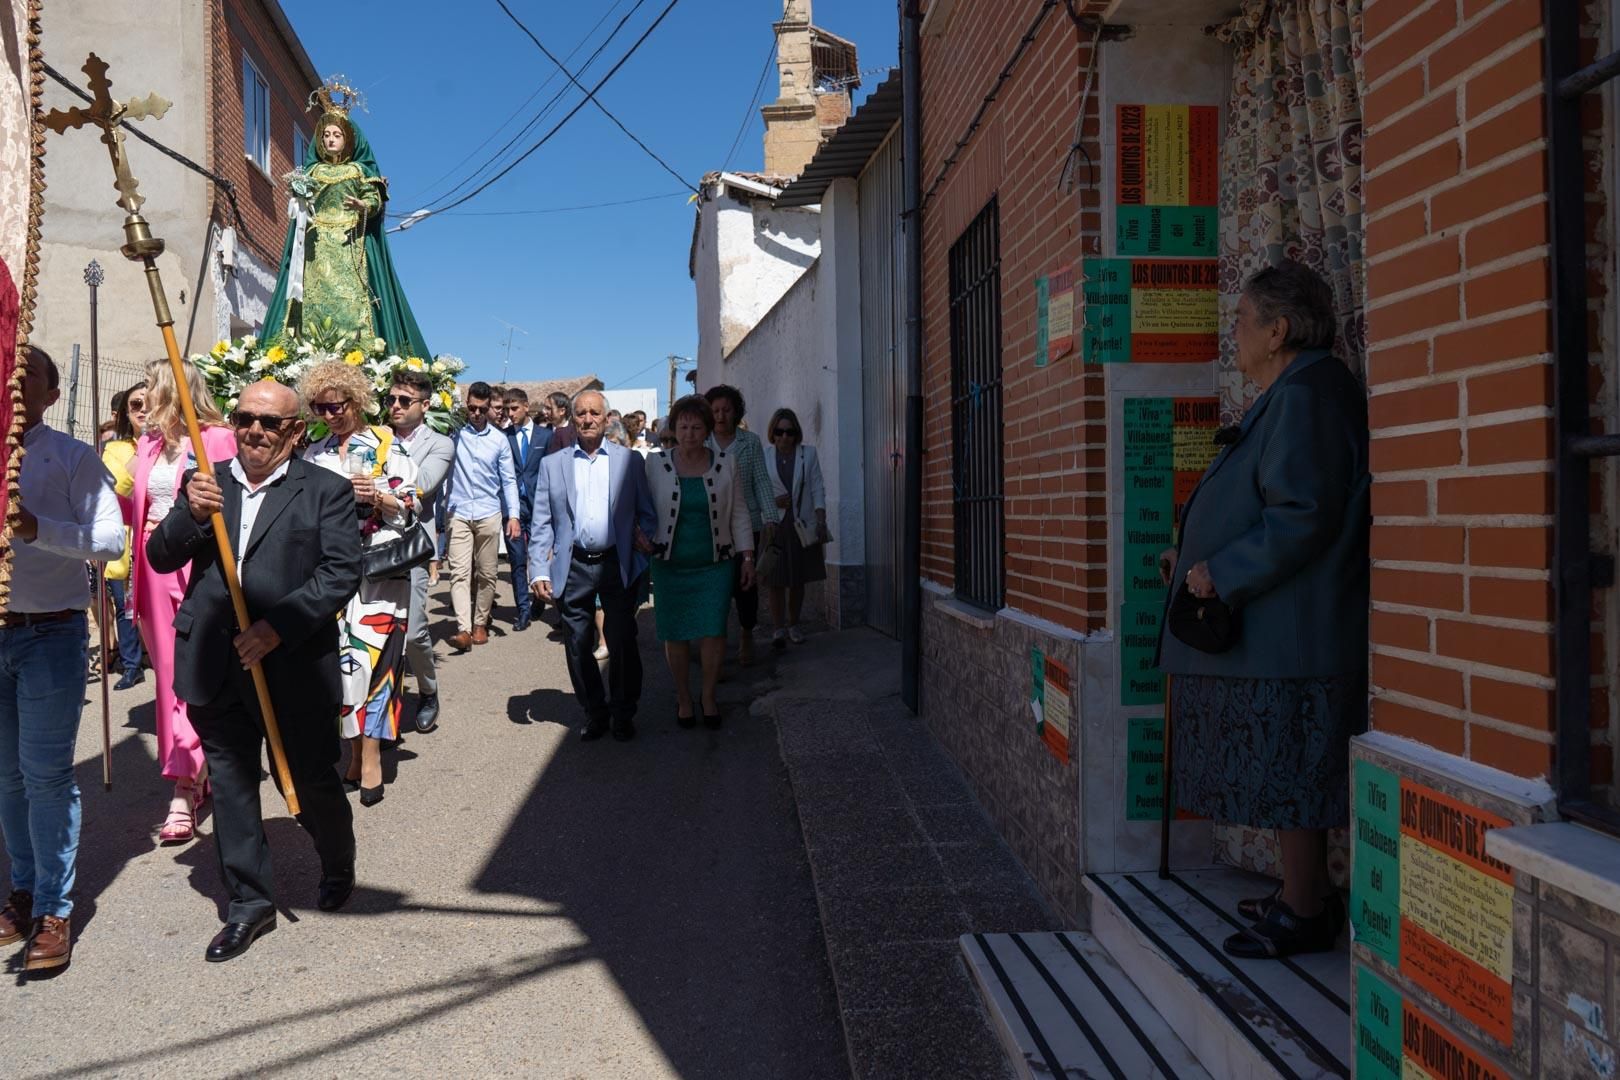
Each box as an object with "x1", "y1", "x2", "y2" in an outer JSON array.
[{"x1": 1171, "y1": 672, "x2": 1367, "y2": 830}]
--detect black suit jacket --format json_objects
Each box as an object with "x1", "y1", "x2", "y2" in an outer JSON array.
[
  {"x1": 146, "y1": 456, "x2": 362, "y2": 714},
  {"x1": 504, "y1": 423, "x2": 552, "y2": 528}
]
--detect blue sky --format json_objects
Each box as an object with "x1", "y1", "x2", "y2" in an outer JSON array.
[{"x1": 281, "y1": 0, "x2": 897, "y2": 398}]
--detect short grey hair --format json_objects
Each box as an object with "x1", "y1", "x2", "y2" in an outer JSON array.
[
  {"x1": 1243, "y1": 260, "x2": 1337, "y2": 352},
  {"x1": 571, "y1": 389, "x2": 606, "y2": 415}
]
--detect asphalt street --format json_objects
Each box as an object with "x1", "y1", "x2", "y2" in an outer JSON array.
[{"x1": 6, "y1": 580, "x2": 849, "y2": 1079}]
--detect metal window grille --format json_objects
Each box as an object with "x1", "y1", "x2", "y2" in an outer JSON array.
[{"x1": 948, "y1": 197, "x2": 1005, "y2": 612}]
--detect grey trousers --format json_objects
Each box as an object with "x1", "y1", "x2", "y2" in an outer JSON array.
[{"x1": 406, "y1": 563, "x2": 437, "y2": 697}]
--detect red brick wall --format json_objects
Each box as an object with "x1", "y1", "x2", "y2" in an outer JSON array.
[
  {"x1": 918, "y1": 0, "x2": 1109, "y2": 630},
  {"x1": 1361, "y1": 0, "x2": 1609, "y2": 782},
  {"x1": 208, "y1": 0, "x2": 318, "y2": 265}
]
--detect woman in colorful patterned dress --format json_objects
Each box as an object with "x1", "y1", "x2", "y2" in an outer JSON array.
[{"x1": 298, "y1": 361, "x2": 417, "y2": 807}]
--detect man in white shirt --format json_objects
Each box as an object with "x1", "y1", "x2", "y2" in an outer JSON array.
[
  {"x1": 0, "y1": 347, "x2": 123, "y2": 972},
  {"x1": 501, "y1": 387, "x2": 548, "y2": 632},
  {"x1": 443, "y1": 381, "x2": 520, "y2": 651}
]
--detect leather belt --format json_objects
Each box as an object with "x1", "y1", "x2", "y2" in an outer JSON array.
[
  {"x1": 572, "y1": 546, "x2": 614, "y2": 565},
  {"x1": 0, "y1": 609, "x2": 80, "y2": 628}
]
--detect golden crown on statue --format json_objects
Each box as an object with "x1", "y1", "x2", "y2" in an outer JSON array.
[{"x1": 308, "y1": 75, "x2": 365, "y2": 117}]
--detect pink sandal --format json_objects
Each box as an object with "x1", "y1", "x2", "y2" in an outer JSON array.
[{"x1": 158, "y1": 769, "x2": 208, "y2": 844}]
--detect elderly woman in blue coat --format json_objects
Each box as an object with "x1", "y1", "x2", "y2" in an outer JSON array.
[{"x1": 1158, "y1": 260, "x2": 1370, "y2": 960}]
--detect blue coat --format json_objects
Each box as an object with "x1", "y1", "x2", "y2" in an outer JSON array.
[
  {"x1": 504, "y1": 423, "x2": 550, "y2": 527},
  {"x1": 528, "y1": 439, "x2": 656, "y2": 590},
  {"x1": 1158, "y1": 349, "x2": 1370, "y2": 679}
]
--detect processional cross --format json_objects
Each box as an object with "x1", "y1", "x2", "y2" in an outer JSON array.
[{"x1": 42, "y1": 53, "x2": 301, "y2": 813}]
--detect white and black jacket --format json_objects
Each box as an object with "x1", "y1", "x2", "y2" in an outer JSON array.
[{"x1": 644, "y1": 448, "x2": 756, "y2": 562}]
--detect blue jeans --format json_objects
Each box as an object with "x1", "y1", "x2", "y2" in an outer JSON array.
[
  {"x1": 104, "y1": 579, "x2": 144, "y2": 672},
  {"x1": 0, "y1": 614, "x2": 89, "y2": 918}
]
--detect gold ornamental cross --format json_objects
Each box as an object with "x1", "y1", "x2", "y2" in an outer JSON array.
[{"x1": 42, "y1": 53, "x2": 171, "y2": 213}]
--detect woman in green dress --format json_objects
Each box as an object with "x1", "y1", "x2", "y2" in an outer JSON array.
[
  {"x1": 260, "y1": 81, "x2": 431, "y2": 359},
  {"x1": 645, "y1": 396, "x2": 755, "y2": 729}
]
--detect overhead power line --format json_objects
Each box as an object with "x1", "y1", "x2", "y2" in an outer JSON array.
[
  {"x1": 407, "y1": 0, "x2": 687, "y2": 225},
  {"x1": 386, "y1": 190, "x2": 686, "y2": 230},
  {"x1": 398, "y1": 0, "x2": 632, "y2": 206},
  {"x1": 418, "y1": 0, "x2": 654, "y2": 214},
  {"x1": 722, "y1": 39, "x2": 777, "y2": 173},
  {"x1": 495, "y1": 0, "x2": 696, "y2": 193}
]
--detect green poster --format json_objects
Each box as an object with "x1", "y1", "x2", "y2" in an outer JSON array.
[
  {"x1": 1355, "y1": 966, "x2": 1404, "y2": 1080},
  {"x1": 1119, "y1": 602, "x2": 1164, "y2": 706},
  {"x1": 1125, "y1": 715, "x2": 1166, "y2": 821},
  {"x1": 1122, "y1": 399, "x2": 1175, "y2": 603},
  {"x1": 1031, "y1": 647, "x2": 1045, "y2": 705},
  {"x1": 1352, "y1": 760, "x2": 1402, "y2": 967},
  {"x1": 1117, "y1": 205, "x2": 1218, "y2": 257},
  {"x1": 1035, "y1": 274, "x2": 1050, "y2": 368},
  {"x1": 1082, "y1": 258, "x2": 1131, "y2": 363}
]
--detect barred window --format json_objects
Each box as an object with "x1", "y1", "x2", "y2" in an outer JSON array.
[{"x1": 948, "y1": 197, "x2": 1005, "y2": 612}]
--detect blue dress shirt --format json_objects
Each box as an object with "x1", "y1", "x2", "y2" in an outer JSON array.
[
  {"x1": 446, "y1": 423, "x2": 519, "y2": 522},
  {"x1": 572, "y1": 444, "x2": 613, "y2": 551}
]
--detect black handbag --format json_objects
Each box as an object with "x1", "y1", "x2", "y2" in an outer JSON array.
[
  {"x1": 362, "y1": 522, "x2": 434, "y2": 582},
  {"x1": 1167, "y1": 584, "x2": 1241, "y2": 654}
]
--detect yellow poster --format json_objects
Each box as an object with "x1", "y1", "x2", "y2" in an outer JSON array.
[
  {"x1": 1399, "y1": 837, "x2": 1513, "y2": 982},
  {"x1": 1143, "y1": 105, "x2": 1190, "y2": 206},
  {"x1": 1131, "y1": 287, "x2": 1215, "y2": 335}
]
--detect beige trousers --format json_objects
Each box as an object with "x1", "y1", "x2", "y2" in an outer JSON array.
[{"x1": 448, "y1": 513, "x2": 502, "y2": 632}]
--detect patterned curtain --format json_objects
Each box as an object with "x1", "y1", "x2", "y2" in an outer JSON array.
[{"x1": 1213, "y1": 0, "x2": 1366, "y2": 427}]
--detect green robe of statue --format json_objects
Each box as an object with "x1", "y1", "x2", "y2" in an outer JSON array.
[{"x1": 261, "y1": 113, "x2": 431, "y2": 359}]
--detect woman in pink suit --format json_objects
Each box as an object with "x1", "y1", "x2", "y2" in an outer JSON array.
[{"x1": 125, "y1": 358, "x2": 237, "y2": 843}]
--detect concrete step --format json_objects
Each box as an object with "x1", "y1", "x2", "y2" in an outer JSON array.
[
  {"x1": 961, "y1": 929, "x2": 1211, "y2": 1079},
  {"x1": 1085, "y1": 869, "x2": 1352, "y2": 1080}
]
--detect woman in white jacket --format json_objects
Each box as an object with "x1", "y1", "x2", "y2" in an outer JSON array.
[
  {"x1": 762, "y1": 408, "x2": 829, "y2": 647},
  {"x1": 644, "y1": 396, "x2": 755, "y2": 728}
]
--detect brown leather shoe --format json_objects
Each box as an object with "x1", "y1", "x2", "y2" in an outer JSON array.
[
  {"x1": 449, "y1": 630, "x2": 473, "y2": 652},
  {"x1": 25, "y1": 914, "x2": 70, "y2": 971},
  {"x1": 0, "y1": 889, "x2": 31, "y2": 946},
  {"x1": 471, "y1": 625, "x2": 489, "y2": 646}
]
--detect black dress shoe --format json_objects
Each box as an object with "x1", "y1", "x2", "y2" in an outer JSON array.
[
  {"x1": 702, "y1": 713, "x2": 723, "y2": 730},
  {"x1": 113, "y1": 669, "x2": 145, "y2": 691},
  {"x1": 415, "y1": 693, "x2": 440, "y2": 734},
  {"x1": 317, "y1": 869, "x2": 356, "y2": 912},
  {"x1": 206, "y1": 912, "x2": 276, "y2": 962},
  {"x1": 359, "y1": 785, "x2": 384, "y2": 807},
  {"x1": 580, "y1": 718, "x2": 610, "y2": 742},
  {"x1": 611, "y1": 717, "x2": 636, "y2": 742},
  {"x1": 676, "y1": 710, "x2": 697, "y2": 729},
  {"x1": 512, "y1": 615, "x2": 531, "y2": 632}
]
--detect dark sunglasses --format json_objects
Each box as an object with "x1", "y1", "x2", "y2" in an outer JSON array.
[
  {"x1": 773, "y1": 427, "x2": 798, "y2": 438},
  {"x1": 230, "y1": 410, "x2": 298, "y2": 433},
  {"x1": 465, "y1": 404, "x2": 490, "y2": 414},
  {"x1": 310, "y1": 401, "x2": 351, "y2": 417},
  {"x1": 385, "y1": 393, "x2": 424, "y2": 408},
  {"x1": 126, "y1": 397, "x2": 148, "y2": 411}
]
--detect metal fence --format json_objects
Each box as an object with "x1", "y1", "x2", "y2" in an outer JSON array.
[
  {"x1": 948, "y1": 197, "x2": 1005, "y2": 612},
  {"x1": 40, "y1": 348, "x2": 149, "y2": 443}
]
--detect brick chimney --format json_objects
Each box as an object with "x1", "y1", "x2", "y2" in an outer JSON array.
[{"x1": 761, "y1": 0, "x2": 819, "y2": 177}]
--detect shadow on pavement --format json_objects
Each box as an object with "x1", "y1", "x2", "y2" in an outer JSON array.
[{"x1": 470, "y1": 609, "x2": 850, "y2": 1080}]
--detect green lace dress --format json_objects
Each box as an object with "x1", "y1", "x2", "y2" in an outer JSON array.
[{"x1": 651, "y1": 476, "x2": 733, "y2": 642}]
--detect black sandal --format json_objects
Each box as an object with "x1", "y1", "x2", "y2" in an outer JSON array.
[
  {"x1": 703, "y1": 713, "x2": 723, "y2": 730},
  {"x1": 1236, "y1": 885, "x2": 1281, "y2": 921},
  {"x1": 1223, "y1": 897, "x2": 1341, "y2": 959}
]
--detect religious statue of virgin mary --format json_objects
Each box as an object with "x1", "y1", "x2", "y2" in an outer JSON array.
[{"x1": 260, "y1": 77, "x2": 431, "y2": 358}]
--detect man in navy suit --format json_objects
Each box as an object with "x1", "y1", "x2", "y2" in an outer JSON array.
[
  {"x1": 529, "y1": 390, "x2": 655, "y2": 741},
  {"x1": 501, "y1": 389, "x2": 549, "y2": 632}
]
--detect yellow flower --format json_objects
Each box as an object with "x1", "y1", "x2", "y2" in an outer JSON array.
[
  {"x1": 211, "y1": 340, "x2": 230, "y2": 359},
  {"x1": 405, "y1": 356, "x2": 425, "y2": 371},
  {"x1": 264, "y1": 345, "x2": 287, "y2": 365},
  {"x1": 438, "y1": 390, "x2": 453, "y2": 410},
  {"x1": 344, "y1": 350, "x2": 366, "y2": 366}
]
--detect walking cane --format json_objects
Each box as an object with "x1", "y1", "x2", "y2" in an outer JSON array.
[
  {"x1": 44, "y1": 56, "x2": 301, "y2": 814},
  {"x1": 85, "y1": 261, "x2": 112, "y2": 791}
]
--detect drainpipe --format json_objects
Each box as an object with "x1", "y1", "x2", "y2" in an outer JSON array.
[{"x1": 900, "y1": 0, "x2": 925, "y2": 711}]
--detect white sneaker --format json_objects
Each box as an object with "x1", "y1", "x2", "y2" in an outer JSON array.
[
  {"x1": 787, "y1": 626, "x2": 805, "y2": 645},
  {"x1": 593, "y1": 643, "x2": 610, "y2": 661}
]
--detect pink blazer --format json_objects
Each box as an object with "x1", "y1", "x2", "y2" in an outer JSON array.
[{"x1": 123, "y1": 425, "x2": 239, "y2": 622}]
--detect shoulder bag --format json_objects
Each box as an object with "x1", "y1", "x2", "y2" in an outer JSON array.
[
  {"x1": 1166, "y1": 584, "x2": 1241, "y2": 654},
  {"x1": 360, "y1": 426, "x2": 435, "y2": 581}
]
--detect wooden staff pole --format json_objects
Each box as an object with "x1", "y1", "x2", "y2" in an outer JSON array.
[{"x1": 126, "y1": 223, "x2": 300, "y2": 815}]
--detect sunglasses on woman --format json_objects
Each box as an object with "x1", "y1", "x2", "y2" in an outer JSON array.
[
  {"x1": 230, "y1": 410, "x2": 298, "y2": 432},
  {"x1": 309, "y1": 401, "x2": 351, "y2": 418},
  {"x1": 773, "y1": 427, "x2": 797, "y2": 438}
]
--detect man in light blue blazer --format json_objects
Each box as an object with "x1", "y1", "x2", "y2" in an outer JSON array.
[{"x1": 529, "y1": 390, "x2": 656, "y2": 741}]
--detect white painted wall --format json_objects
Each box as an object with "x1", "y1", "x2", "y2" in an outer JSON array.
[{"x1": 603, "y1": 387, "x2": 658, "y2": 422}]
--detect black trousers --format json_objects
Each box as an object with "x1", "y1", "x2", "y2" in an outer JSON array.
[
  {"x1": 190, "y1": 675, "x2": 355, "y2": 924},
  {"x1": 730, "y1": 530, "x2": 760, "y2": 630},
  {"x1": 555, "y1": 549, "x2": 644, "y2": 724}
]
